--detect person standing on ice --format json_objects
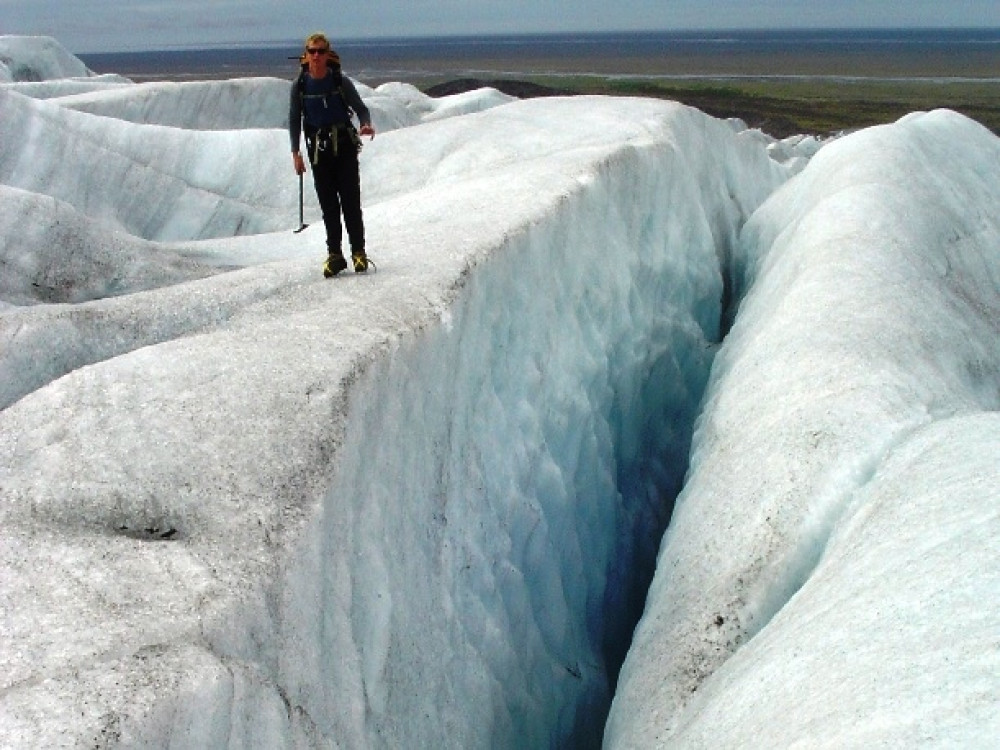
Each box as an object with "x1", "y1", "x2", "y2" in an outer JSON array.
[{"x1": 289, "y1": 32, "x2": 375, "y2": 277}]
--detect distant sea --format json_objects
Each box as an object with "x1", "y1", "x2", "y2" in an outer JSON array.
[{"x1": 79, "y1": 29, "x2": 1000, "y2": 85}]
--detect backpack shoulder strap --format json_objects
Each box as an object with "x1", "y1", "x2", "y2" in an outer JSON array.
[{"x1": 296, "y1": 53, "x2": 354, "y2": 120}]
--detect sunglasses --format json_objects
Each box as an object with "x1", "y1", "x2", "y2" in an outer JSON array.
[{"x1": 306, "y1": 48, "x2": 328, "y2": 55}]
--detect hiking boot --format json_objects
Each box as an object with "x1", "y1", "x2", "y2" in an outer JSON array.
[
  {"x1": 352, "y1": 252, "x2": 369, "y2": 273},
  {"x1": 323, "y1": 252, "x2": 348, "y2": 278}
]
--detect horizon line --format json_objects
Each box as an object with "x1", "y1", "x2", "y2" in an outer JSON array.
[{"x1": 66, "y1": 26, "x2": 1000, "y2": 56}]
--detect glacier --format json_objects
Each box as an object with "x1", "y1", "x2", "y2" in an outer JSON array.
[
  {"x1": 1, "y1": 36, "x2": 997, "y2": 748},
  {"x1": 605, "y1": 108, "x2": 1000, "y2": 748}
]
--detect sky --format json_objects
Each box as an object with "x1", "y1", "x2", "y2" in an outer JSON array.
[{"x1": 2, "y1": 0, "x2": 1000, "y2": 53}]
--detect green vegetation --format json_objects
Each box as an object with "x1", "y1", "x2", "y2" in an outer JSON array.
[
  {"x1": 540, "y1": 77, "x2": 1000, "y2": 138},
  {"x1": 612, "y1": 79, "x2": 1000, "y2": 138},
  {"x1": 422, "y1": 75, "x2": 1000, "y2": 139}
]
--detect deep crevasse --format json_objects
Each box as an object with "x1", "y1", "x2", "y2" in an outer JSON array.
[
  {"x1": 204, "y1": 109, "x2": 793, "y2": 748},
  {"x1": 0, "y1": 91, "x2": 795, "y2": 748},
  {"x1": 605, "y1": 109, "x2": 1000, "y2": 748}
]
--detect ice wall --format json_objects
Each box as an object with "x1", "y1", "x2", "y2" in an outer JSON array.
[
  {"x1": 131, "y1": 101, "x2": 789, "y2": 748},
  {"x1": 0, "y1": 35, "x2": 93, "y2": 82},
  {"x1": 268, "y1": 124, "x2": 773, "y2": 747},
  {"x1": 0, "y1": 87, "x2": 294, "y2": 241},
  {"x1": 606, "y1": 109, "x2": 1000, "y2": 747},
  {"x1": 0, "y1": 84, "x2": 792, "y2": 748},
  {"x1": 53, "y1": 78, "x2": 295, "y2": 129}
]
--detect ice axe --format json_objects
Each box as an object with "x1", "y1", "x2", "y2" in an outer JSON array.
[{"x1": 293, "y1": 172, "x2": 308, "y2": 233}]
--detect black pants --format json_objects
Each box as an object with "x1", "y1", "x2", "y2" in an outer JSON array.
[{"x1": 307, "y1": 129, "x2": 364, "y2": 255}]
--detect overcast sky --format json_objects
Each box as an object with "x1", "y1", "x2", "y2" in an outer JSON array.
[{"x1": 3, "y1": 0, "x2": 1000, "y2": 53}]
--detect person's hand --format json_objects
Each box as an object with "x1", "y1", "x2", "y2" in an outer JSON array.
[
  {"x1": 359, "y1": 123, "x2": 375, "y2": 141},
  {"x1": 292, "y1": 151, "x2": 306, "y2": 175}
]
